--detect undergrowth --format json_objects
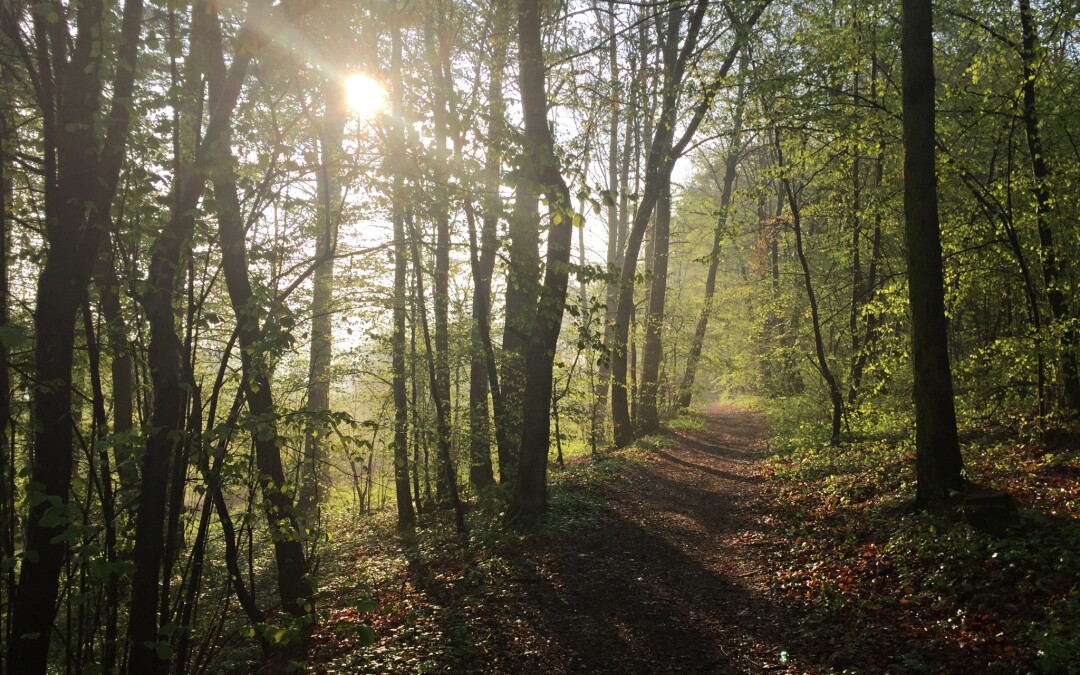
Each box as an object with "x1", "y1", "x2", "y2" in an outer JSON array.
[
  {"x1": 287, "y1": 442, "x2": 651, "y2": 673},
  {"x1": 762, "y1": 398, "x2": 1080, "y2": 674}
]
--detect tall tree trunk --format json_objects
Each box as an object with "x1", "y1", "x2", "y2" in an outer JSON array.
[
  {"x1": 8, "y1": 1, "x2": 145, "y2": 670},
  {"x1": 82, "y1": 304, "x2": 120, "y2": 671},
  {"x1": 638, "y1": 3, "x2": 682, "y2": 434},
  {"x1": 204, "y1": 0, "x2": 309, "y2": 608},
  {"x1": 774, "y1": 125, "x2": 844, "y2": 445},
  {"x1": 900, "y1": 0, "x2": 965, "y2": 507},
  {"x1": 849, "y1": 148, "x2": 885, "y2": 406},
  {"x1": 467, "y1": 13, "x2": 509, "y2": 490},
  {"x1": 389, "y1": 25, "x2": 417, "y2": 528},
  {"x1": 298, "y1": 85, "x2": 345, "y2": 519},
  {"x1": 510, "y1": 0, "x2": 578, "y2": 520},
  {"x1": 638, "y1": 179, "x2": 671, "y2": 434},
  {"x1": 97, "y1": 238, "x2": 138, "y2": 491},
  {"x1": 677, "y1": 60, "x2": 746, "y2": 409},
  {"x1": 424, "y1": 4, "x2": 460, "y2": 509},
  {"x1": 594, "y1": 0, "x2": 623, "y2": 446},
  {"x1": 0, "y1": 92, "x2": 13, "y2": 675},
  {"x1": 210, "y1": 160, "x2": 312, "y2": 616},
  {"x1": 1017, "y1": 0, "x2": 1080, "y2": 411},
  {"x1": 407, "y1": 216, "x2": 465, "y2": 531}
]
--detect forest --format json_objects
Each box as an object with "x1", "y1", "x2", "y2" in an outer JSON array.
[{"x1": 0, "y1": 0, "x2": 1078, "y2": 671}]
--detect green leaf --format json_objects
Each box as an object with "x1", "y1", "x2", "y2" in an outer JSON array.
[
  {"x1": 0, "y1": 324, "x2": 30, "y2": 350},
  {"x1": 351, "y1": 598, "x2": 378, "y2": 613},
  {"x1": 356, "y1": 625, "x2": 377, "y2": 647}
]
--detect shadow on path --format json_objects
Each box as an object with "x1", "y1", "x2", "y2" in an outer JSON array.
[{"x1": 469, "y1": 404, "x2": 802, "y2": 674}]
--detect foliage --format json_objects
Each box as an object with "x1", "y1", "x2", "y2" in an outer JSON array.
[
  {"x1": 297, "y1": 445, "x2": 646, "y2": 673},
  {"x1": 762, "y1": 406, "x2": 1080, "y2": 672}
]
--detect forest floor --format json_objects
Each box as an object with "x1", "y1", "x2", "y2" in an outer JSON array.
[{"x1": 288, "y1": 404, "x2": 1078, "y2": 674}]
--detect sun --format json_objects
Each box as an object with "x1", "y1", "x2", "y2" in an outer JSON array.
[{"x1": 344, "y1": 74, "x2": 387, "y2": 121}]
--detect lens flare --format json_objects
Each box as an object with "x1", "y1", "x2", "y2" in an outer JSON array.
[{"x1": 344, "y1": 74, "x2": 387, "y2": 121}]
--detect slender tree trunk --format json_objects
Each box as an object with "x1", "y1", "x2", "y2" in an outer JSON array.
[
  {"x1": 638, "y1": 179, "x2": 671, "y2": 434},
  {"x1": 637, "y1": 3, "x2": 685, "y2": 434},
  {"x1": 594, "y1": 0, "x2": 622, "y2": 446},
  {"x1": 847, "y1": 65, "x2": 865, "y2": 405},
  {"x1": 0, "y1": 91, "x2": 13, "y2": 675},
  {"x1": 8, "y1": 1, "x2": 145, "y2": 670},
  {"x1": 849, "y1": 148, "x2": 885, "y2": 406},
  {"x1": 210, "y1": 164, "x2": 312, "y2": 617},
  {"x1": 407, "y1": 215, "x2": 465, "y2": 531},
  {"x1": 900, "y1": 0, "x2": 965, "y2": 507},
  {"x1": 389, "y1": 26, "x2": 417, "y2": 528},
  {"x1": 82, "y1": 304, "x2": 120, "y2": 669},
  {"x1": 678, "y1": 55, "x2": 747, "y2": 409},
  {"x1": 1017, "y1": 0, "x2": 1080, "y2": 411},
  {"x1": 466, "y1": 27, "x2": 508, "y2": 490},
  {"x1": 424, "y1": 5, "x2": 460, "y2": 508},
  {"x1": 298, "y1": 84, "x2": 345, "y2": 519},
  {"x1": 204, "y1": 28, "x2": 311, "y2": 609},
  {"x1": 97, "y1": 239, "x2": 138, "y2": 491},
  {"x1": 774, "y1": 126, "x2": 844, "y2": 444},
  {"x1": 510, "y1": 0, "x2": 578, "y2": 520}
]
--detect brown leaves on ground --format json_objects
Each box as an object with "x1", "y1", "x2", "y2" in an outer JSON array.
[{"x1": 294, "y1": 405, "x2": 1078, "y2": 674}]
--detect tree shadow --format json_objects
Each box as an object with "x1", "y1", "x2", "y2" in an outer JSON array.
[
  {"x1": 652, "y1": 447, "x2": 764, "y2": 484},
  {"x1": 471, "y1": 502, "x2": 798, "y2": 674}
]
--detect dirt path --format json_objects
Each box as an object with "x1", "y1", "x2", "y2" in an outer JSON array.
[{"x1": 477, "y1": 404, "x2": 801, "y2": 673}]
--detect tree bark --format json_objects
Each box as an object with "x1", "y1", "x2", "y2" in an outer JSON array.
[
  {"x1": 594, "y1": 0, "x2": 623, "y2": 446},
  {"x1": 298, "y1": 82, "x2": 345, "y2": 519},
  {"x1": 467, "y1": 14, "x2": 509, "y2": 490},
  {"x1": 638, "y1": 179, "x2": 672, "y2": 434},
  {"x1": 637, "y1": 6, "x2": 686, "y2": 434},
  {"x1": 8, "y1": 0, "x2": 144, "y2": 670},
  {"x1": 510, "y1": 0, "x2": 578, "y2": 520},
  {"x1": 677, "y1": 61, "x2": 746, "y2": 409},
  {"x1": 424, "y1": 3, "x2": 460, "y2": 510},
  {"x1": 406, "y1": 215, "x2": 465, "y2": 531},
  {"x1": 0, "y1": 91, "x2": 14, "y2": 674},
  {"x1": 775, "y1": 125, "x2": 844, "y2": 445},
  {"x1": 500, "y1": 153, "x2": 540, "y2": 486},
  {"x1": 389, "y1": 25, "x2": 417, "y2": 529},
  {"x1": 204, "y1": 2, "x2": 309, "y2": 609},
  {"x1": 1017, "y1": 0, "x2": 1080, "y2": 411},
  {"x1": 900, "y1": 0, "x2": 965, "y2": 507}
]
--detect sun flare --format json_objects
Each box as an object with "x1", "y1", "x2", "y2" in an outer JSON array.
[{"x1": 344, "y1": 74, "x2": 387, "y2": 121}]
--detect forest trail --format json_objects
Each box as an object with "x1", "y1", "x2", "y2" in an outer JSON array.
[{"x1": 475, "y1": 404, "x2": 801, "y2": 673}]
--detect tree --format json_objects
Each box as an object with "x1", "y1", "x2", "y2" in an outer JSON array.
[
  {"x1": 637, "y1": 3, "x2": 686, "y2": 435},
  {"x1": 1016, "y1": 0, "x2": 1080, "y2": 411},
  {"x1": 389, "y1": 21, "x2": 418, "y2": 529},
  {"x1": 510, "y1": 0, "x2": 578, "y2": 520},
  {"x1": 5, "y1": 1, "x2": 144, "y2": 669},
  {"x1": 298, "y1": 32, "x2": 349, "y2": 519},
  {"x1": 611, "y1": 0, "x2": 766, "y2": 446},
  {"x1": 677, "y1": 55, "x2": 747, "y2": 409},
  {"x1": 900, "y1": 0, "x2": 964, "y2": 507}
]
